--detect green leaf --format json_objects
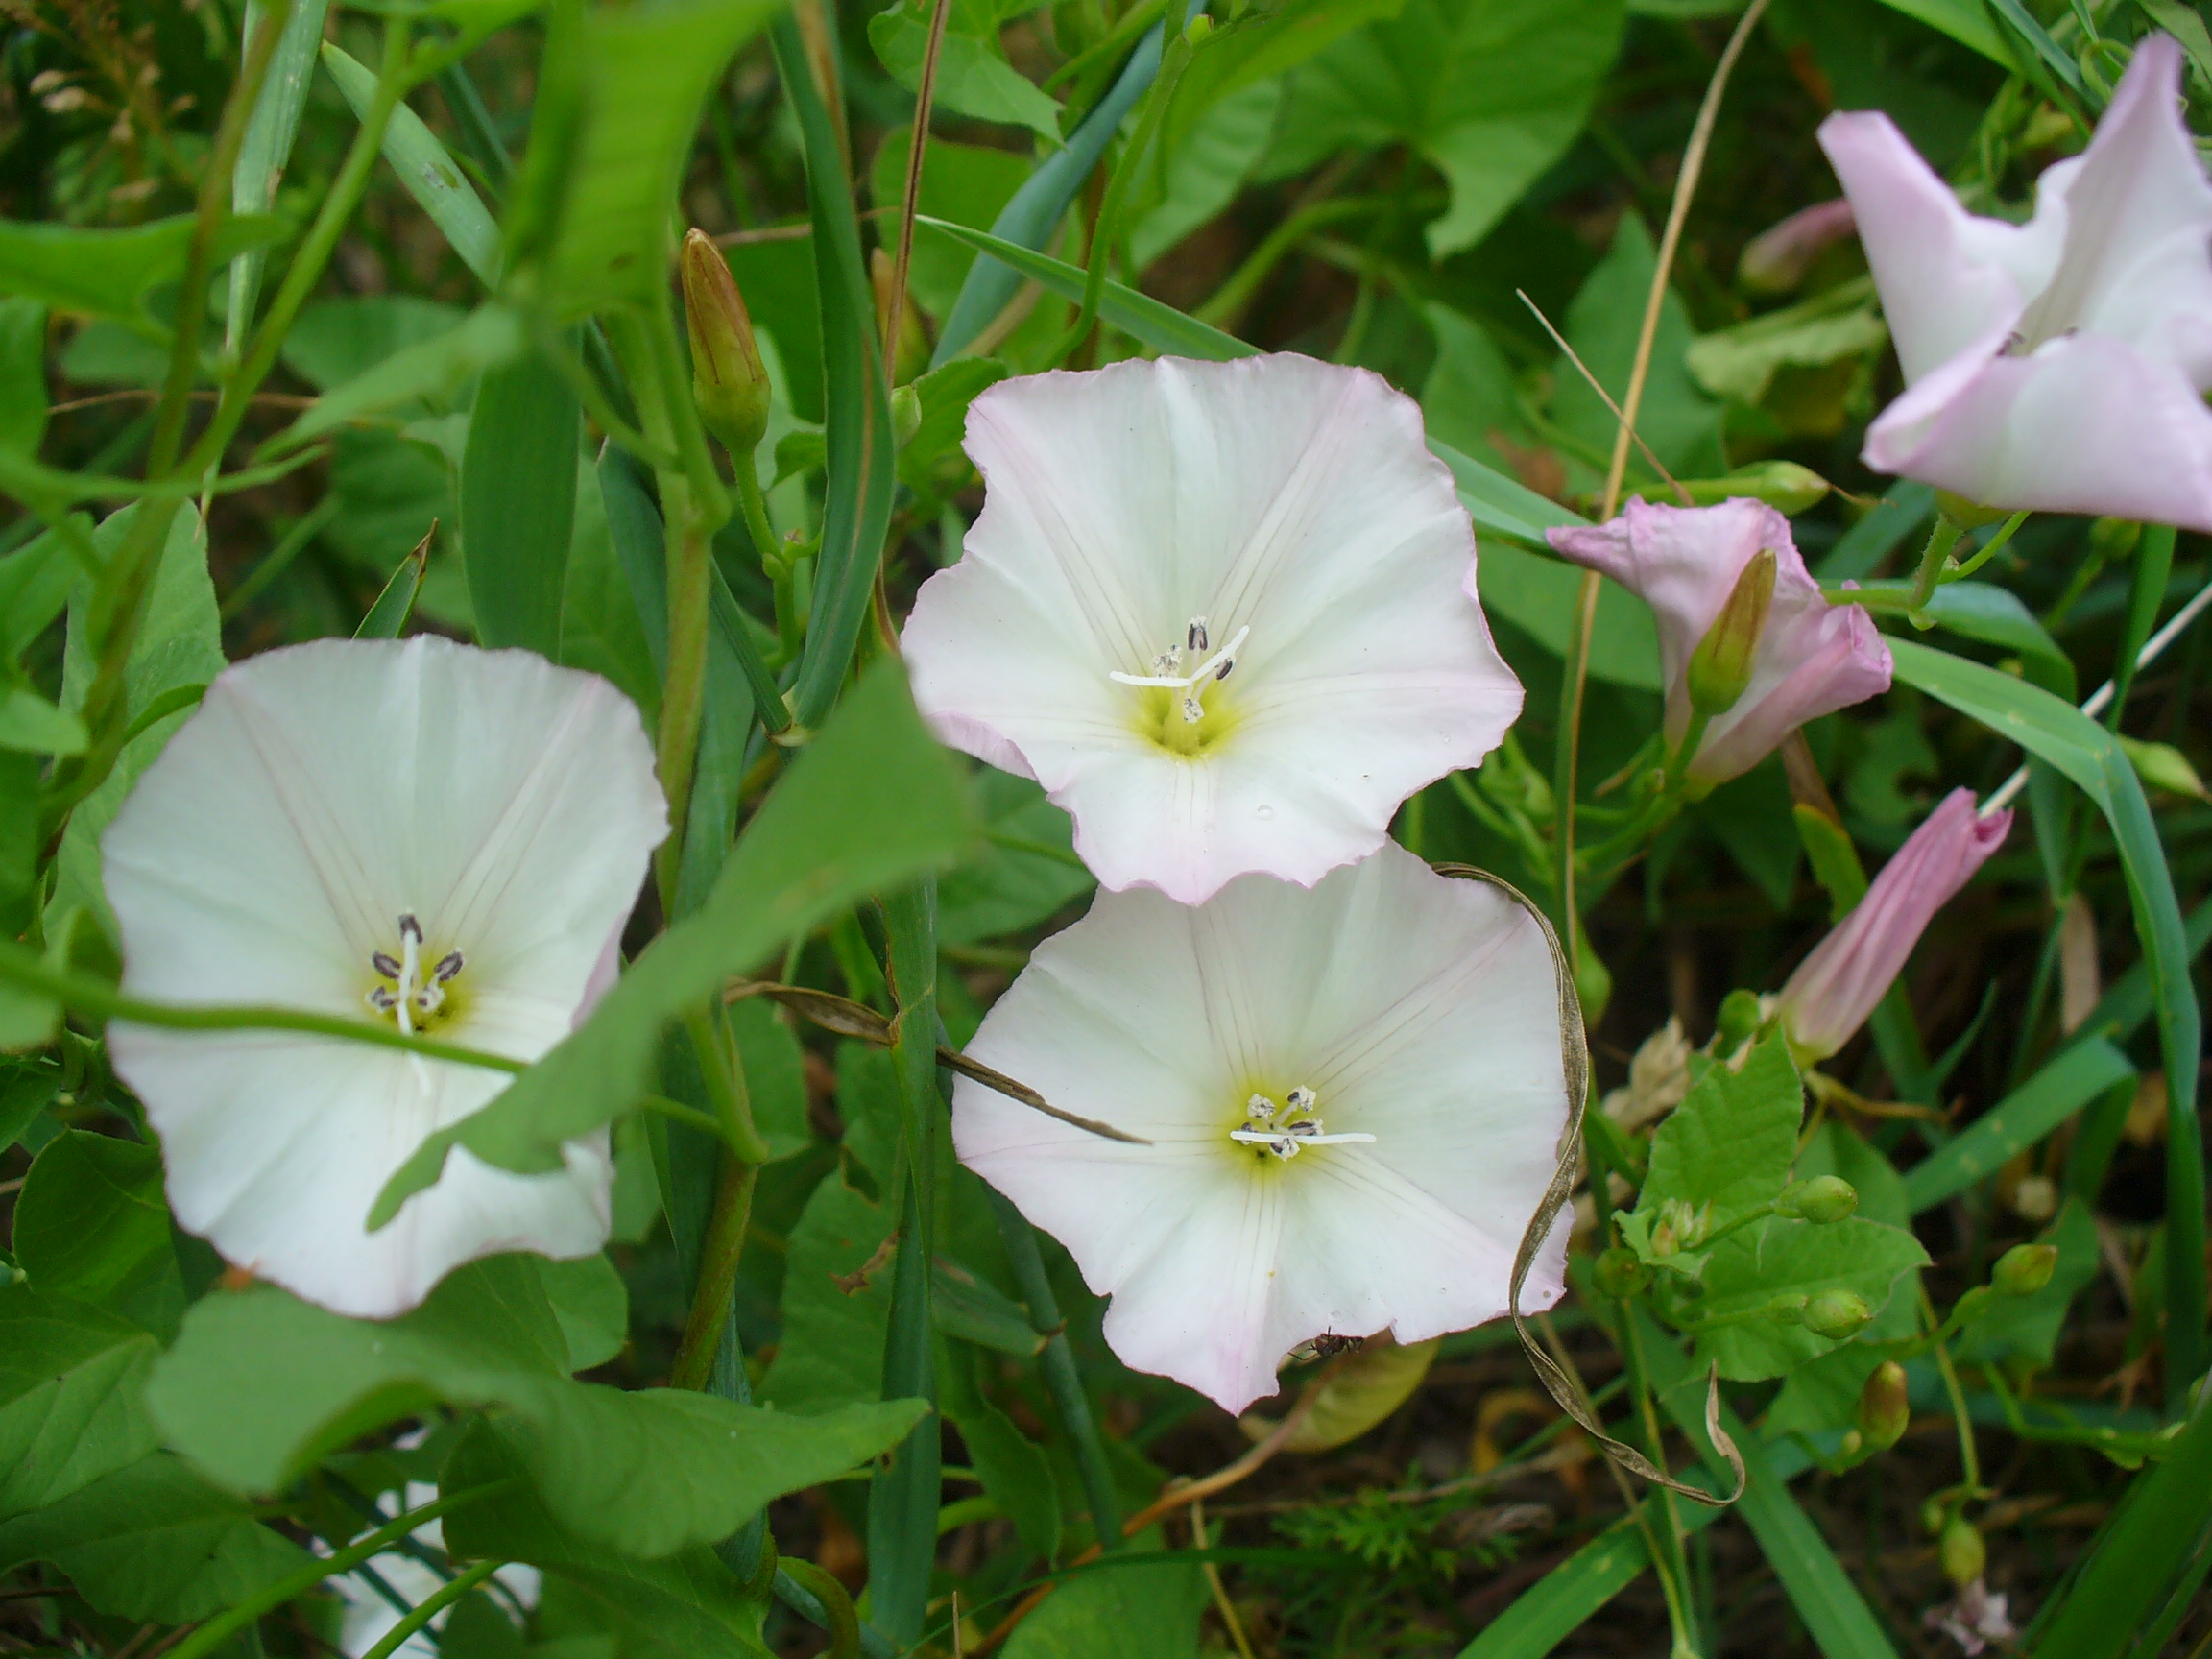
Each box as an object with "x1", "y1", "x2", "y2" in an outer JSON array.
[
  {"x1": 262, "y1": 303, "x2": 525, "y2": 457},
  {"x1": 559, "y1": 456, "x2": 661, "y2": 720},
  {"x1": 932, "y1": 1256, "x2": 1045, "y2": 1358},
  {"x1": 148, "y1": 1257, "x2": 924, "y2": 1557},
  {"x1": 462, "y1": 345, "x2": 578, "y2": 657},
  {"x1": 1870, "y1": 0, "x2": 2006, "y2": 61},
  {"x1": 936, "y1": 1337, "x2": 1059, "y2": 1565},
  {"x1": 1852, "y1": 578, "x2": 2076, "y2": 698},
  {"x1": 0, "y1": 1285, "x2": 160, "y2": 1520},
  {"x1": 1691, "y1": 1217, "x2": 1930, "y2": 1381},
  {"x1": 511, "y1": 0, "x2": 785, "y2": 318},
  {"x1": 1686, "y1": 277, "x2": 1887, "y2": 404},
  {"x1": 938, "y1": 768, "x2": 1093, "y2": 946},
  {"x1": 898, "y1": 357, "x2": 1009, "y2": 490},
  {"x1": 441, "y1": 1421, "x2": 776, "y2": 1659},
  {"x1": 228, "y1": 0, "x2": 333, "y2": 341},
  {"x1": 0, "y1": 685, "x2": 87, "y2": 756},
  {"x1": 999, "y1": 1544, "x2": 1210, "y2": 1659},
  {"x1": 779, "y1": 15, "x2": 899, "y2": 732},
  {"x1": 0, "y1": 215, "x2": 286, "y2": 336},
  {"x1": 280, "y1": 294, "x2": 472, "y2": 395},
  {"x1": 1554, "y1": 213, "x2": 1725, "y2": 487},
  {"x1": 539, "y1": 1253, "x2": 630, "y2": 1373},
  {"x1": 1623, "y1": 1037, "x2": 1802, "y2": 1270},
  {"x1": 322, "y1": 41, "x2": 500, "y2": 287},
  {"x1": 731, "y1": 994, "x2": 812, "y2": 1162},
  {"x1": 0, "y1": 523, "x2": 76, "y2": 661},
  {"x1": 1900, "y1": 1037, "x2": 2134, "y2": 1214},
  {"x1": 50, "y1": 505, "x2": 223, "y2": 943},
  {"x1": 931, "y1": 19, "x2": 1167, "y2": 365},
  {"x1": 0, "y1": 1452, "x2": 312, "y2": 1623},
  {"x1": 761, "y1": 1151, "x2": 896, "y2": 1407},
  {"x1": 1262, "y1": 0, "x2": 1625, "y2": 256},
  {"x1": 12, "y1": 1131, "x2": 182, "y2": 1338},
  {"x1": 867, "y1": 132, "x2": 1031, "y2": 326},
  {"x1": 871, "y1": 5, "x2": 1065, "y2": 139},
  {"x1": 0, "y1": 297, "x2": 48, "y2": 454},
  {"x1": 370, "y1": 661, "x2": 973, "y2": 1219},
  {"x1": 1128, "y1": 77, "x2": 1282, "y2": 267}
]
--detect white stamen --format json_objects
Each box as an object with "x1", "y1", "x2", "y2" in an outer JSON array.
[
  {"x1": 394, "y1": 914, "x2": 421, "y2": 1035},
  {"x1": 1230, "y1": 1085, "x2": 1369, "y2": 1160},
  {"x1": 1111, "y1": 623, "x2": 1251, "y2": 727},
  {"x1": 1247, "y1": 1094, "x2": 1277, "y2": 1120},
  {"x1": 366, "y1": 914, "x2": 454, "y2": 1033}
]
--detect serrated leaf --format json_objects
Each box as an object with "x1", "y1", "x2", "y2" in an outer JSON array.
[
  {"x1": 1623, "y1": 1037, "x2": 1802, "y2": 1271},
  {"x1": 1690, "y1": 1218, "x2": 1930, "y2": 1382}
]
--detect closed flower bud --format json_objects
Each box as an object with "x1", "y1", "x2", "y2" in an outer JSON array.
[
  {"x1": 1939, "y1": 1517, "x2": 1985, "y2": 1587},
  {"x1": 1993, "y1": 1241, "x2": 2058, "y2": 1296},
  {"x1": 1687, "y1": 547, "x2": 1776, "y2": 718},
  {"x1": 1854, "y1": 1359, "x2": 1910, "y2": 1451},
  {"x1": 1802, "y1": 1287, "x2": 1874, "y2": 1340},
  {"x1": 1684, "y1": 461, "x2": 1832, "y2": 516},
  {"x1": 1715, "y1": 987, "x2": 1764, "y2": 1048},
  {"x1": 1778, "y1": 1174, "x2": 1859, "y2": 1224},
  {"x1": 682, "y1": 228, "x2": 770, "y2": 456},
  {"x1": 891, "y1": 383, "x2": 923, "y2": 449},
  {"x1": 1595, "y1": 1245, "x2": 1648, "y2": 1298}
]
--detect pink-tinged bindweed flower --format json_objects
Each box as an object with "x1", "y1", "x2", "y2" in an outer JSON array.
[
  {"x1": 901, "y1": 353, "x2": 1523, "y2": 905},
  {"x1": 1739, "y1": 198, "x2": 1858, "y2": 293},
  {"x1": 1820, "y1": 36, "x2": 2212, "y2": 530},
  {"x1": 1546, "y1": 498, "x2": 1891, "y2": 786},
  {"x1": 952, "y1": 842, "x2": 1573, "y2": 1414},
  {"x1": 1777, "y1": 788, "x2": 2011, "y2": 1063},
  {"x1": 102, "y1": 637, "x2": 668, "y2": 1318}
]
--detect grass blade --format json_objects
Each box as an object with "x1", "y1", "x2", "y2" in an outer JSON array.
[
  {"x1": 1900, "y1": 1038, "x2": 2136, "y2": 1214},
  {"x1": 227, "y1": 0, "x2": 334, "y2": 349},
  {"x1": 321, "y1": 40, "x2": 501, "y2": 286},
  {"x1": 461, "y1": 345, "x2": 577, "y2": 658}
]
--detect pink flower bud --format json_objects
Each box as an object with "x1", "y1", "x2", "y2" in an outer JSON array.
[
  {"x1": 1776, "y1": 788, "x2": 2010, "y2": 1062},
  {"x1": 1738, "y1": 198, "x2": 1857, "y2": 294},
  {"x1": 1546, "y1": 498, "x2": 1891, "y2": 786}
]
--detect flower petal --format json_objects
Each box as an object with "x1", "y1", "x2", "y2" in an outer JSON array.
[
  {"x1": 954, "y1": 844, "x2": 1570, "y2": 1412},
  {"x1": 904, "y1": 354, "x2": 1521, "y2": 903},
  {"x1": 102, "y1": 637, "x2": 665, "y2": 1316}
]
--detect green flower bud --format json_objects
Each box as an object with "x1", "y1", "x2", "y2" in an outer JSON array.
[
  {"x1": 1682, "y1": 462, "x2": 1831, "y2": 517},
  {"x1": 890, "y1": 383, "x2": 922, "y2": 450},
  {"x1": 1854, "y1": 1359, "x2": 1910, "y2": 1452},
  {"x1": 1993, "y1": 1241, "x2": 2058, "y2": 1296},
  {"x1": 1802, "y1": 1287, "x2": 1873, "y2": 1340},
  {"x1": 1184, "y1": 12, "x2": 1214, "y2": 43},
  {"x1": 682, "y1": 228, "x2": 770, "y2": 456},
  {"x1": 1687, "y1": 548, "x2": 1776, "y2": 717},
  {"x1": 1777, "y1": 1175, "x2": 1859, "y2": 1225},
  {"x1": 1939, "y1": 1517, "x2": 1985, "y2": 1587},
  {"x1": 1715, "y1": 987, "x2": 1764, "y2": 1048},
  {"x1": 1594, "y1": 1245, "x2": 1648, "y2": 1299}
]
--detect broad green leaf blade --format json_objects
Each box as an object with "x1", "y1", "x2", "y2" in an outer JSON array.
[
  {"x1": 0, "y1": 297, "x2": 48, "y2": 454},
  {"x1": 1633, "y1": 1036, "x2": 1803, "y2": 1246},
  {"x1": 871, "y1": 4, "x2": 1065, "y2": 139},
  {"x1": 462, "y1": 345, "x2": 578, "y2": 657},
  {"x1": 12, "y1": 1130, "x2": 183, "y2": 1337},
  {"x1": 0, "y1": 685, "x2": 86, "y2": 756},
  {"x1": 1900, "y1": 1038, "x2": 2134, "y2": 1214},
  {"x1": 0, "y1": 1452, "x2": 312, "y2": 1623},
  {"x1": 931, "y1": 20, "x2": 1168, "y2": 365},
  {"x1": 370, "y1": 661, "x2": 974, "y2": 1218},
  {"x1": 0, "y1": 216, "x2": 286, "y2": 336},
  {"x1": 258, "y1": 303, "x2": 525, "y2": 457},
  {"x1": 1851, "y1": 579, "x2": 2074, "y2": 698},
  {"x1": 0, "y1": 1286, "x2": 160, "y2": 1519},
  {"x1": 441, "y1": 1421, "x2": 778, "y2": 1659},
  {"x1": 513, "y1": 0, "x2": 786, "y2": 317},
  {"x1": 539, "y1": 1251, "x2": 630, "y2": 1373},
  {"x1": 912, "y1": 215, "x2": 1584, "y2": 552},
  {"x1": 1888, "y1": 637, "x2": 2203, "y2": 1396},
  {"x1": 1870, "y1": 0, "x2": 2006, "y2": 61},
  {"x1": 1693, "y1": 1218, "x2": 1930, "y2": 1381},
  {"x1": 778, "y1": 15, "x2": 898, "y2": 731},
  {"x1": 323, "y1": 40, "x2": 501, "y2": 287}
]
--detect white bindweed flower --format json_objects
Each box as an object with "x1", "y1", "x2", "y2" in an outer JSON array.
[
  {"x1": 902, "y1": 353, "x2": 1524, "y2": 905},
  {"x1": 952, "y1": 842, "x2": 1572, "y2": 1413},
  {"x1": 102, "y1": 637, "x2": 667, "y2": 1319},
  {"x1": 324, "y1": 1479, "x2": 540, "y2": 1657}
]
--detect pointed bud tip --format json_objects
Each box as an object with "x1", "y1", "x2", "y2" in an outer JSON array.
[
  {"x1": 1993, "y1": 1242, "x2": 2058, "y2": 1296},
  {"x1": 682, "y1": 228, "x2": 770, "y2": 456},
  {"x1": 1688, "y1": 548, "x2": 1778, "y2": 717}
]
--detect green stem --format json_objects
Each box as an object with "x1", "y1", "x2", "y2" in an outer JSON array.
[
  {"x1": 1623, "y1": 1314, "x2": 1699, "y2": 1658},
  {"x1": 162, "y1": 1486, "x2": 511, "y2": 1659},
  {"x1": 669, "y1": 1008, "x2": 768, "y2": 1388},
  {"x1": 1921, "y1": 1284, "x2": 1983, "y2": 1493},
  {"x1": 779, "y1": 1559, "x2": 862, "y2": 1659},
  {"x1": 1946, "y1": 510, "x2": 2031, "y2": 584},
  {"x1": 987, "y1": 1181, "x2": 1123, "y2": 1551},
  {"x1": 358, "y1": 1560, "x2": 501, "y2": 1659},
  {"x1": 0, "y1": 942, "x2": 524, "y2": 1072},
  {"x1": 2109, "y1": 522, "x2": 2176, "y2": 729},
  {"x1": 685, "y1": 1008, "x2": 771, "y2": 1165}
]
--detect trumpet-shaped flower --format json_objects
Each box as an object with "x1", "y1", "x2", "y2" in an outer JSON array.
[
  {"x1": 102, "y1": 637, "x2": 668, "y2": 1319},
  {"x1": 902, "y1": 353, "x2": 1523, "y2": 905},
  {"x1": 952, "y1": 842, "x2": 1572, "y2": 1413},
  {"x1": 1821, "y1": 36, "x2": 2212, "y2": 529},
  {"x1": 1777, "y1": 788, "x2": 2010, "y2": 1062},
  {"x1": 1546, "y1": 498, "x2": 1891, "y2": 785}
]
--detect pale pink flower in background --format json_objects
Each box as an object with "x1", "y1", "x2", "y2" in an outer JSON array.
[
  {"x1": 1924, "y1": 1578, "x2": 2017, "y2": 1656},
  {"x1": 1739, "y1": 197, "x2": 1858, "y2": 293},
  {"x1": 1777, "y1": 788, "x2": 2011, "y2": 1063},
  {"x1": 952, "y1": 842, "x2": 1572, "y2": 1414},
  {"x1": 901, "y1": 353, "x2": 1523, "y2": 905},
  {"x1": 1546, "y1": 498, "x2": 1891, "y2": 786},
  {"x1": 1821, "y1": 35, "x2": 2212, "y2": 529},
  {"x1": 102, "y1": 637, "x2": 668, "y2": 1318}
]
